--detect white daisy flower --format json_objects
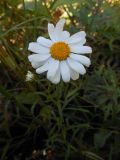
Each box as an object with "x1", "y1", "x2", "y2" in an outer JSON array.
[{"x1": 28, "y1": 19, "x2": 92, "y2": 84}]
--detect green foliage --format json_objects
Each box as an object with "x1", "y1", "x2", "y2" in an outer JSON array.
[
  {"x1": 0, "y1": 0, "x2": 120, "y2": 160},
  {"x1": 24, "y1": 0, "x2": 50, "y2": 17},
  {"x1": 94, "y1": 130, "x2": 112, "y2": 149},
  {"x1": 51, "y1": 0, "x2": 82, "y2": 9}
]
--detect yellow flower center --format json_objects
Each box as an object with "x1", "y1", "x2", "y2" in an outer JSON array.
[{"x1": 50, "y1": 42, "x2": 70, "y2": 61}]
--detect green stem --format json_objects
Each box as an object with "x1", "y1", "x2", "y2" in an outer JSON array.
[
  {"x1": 57, "y1": 102, "x2": 63, "y2": 126},
  {"x1": 22, "y1": 0, "x2": 25, "y2": 11}
]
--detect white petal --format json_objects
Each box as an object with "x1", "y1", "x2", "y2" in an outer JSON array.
[
  {"x1": 49, "y1": 67, "x2": 61, "y2": 84},
  {"x1": 70, "y1": 54, "x2": 91, "y2": 67},
  {"x1": 67, "y1": 39, "x2": 86, "y2": 46},
  {"x1": 70, "y1": 45, "x2": 92, "y2": 54},
  {"x1": 55, "y1": 19, "x2": 65, "y2": 32},
  {"x1": 54, "y1": 30, "x2": 70, "y2": 42},
  {"x1": 36, "y1": 60, "x2": 50, "y2": 74},
  {"x1": 47, "y1": 58, "x2": 59, "y2": 79},
  {"x1": 60, "y1": 61, "x2": 70, "y2": 82},
  {"x1": 48, "y1": 20, "x2": 68, "y2": 42},
  {"x1": 48, "y1": 23, "x2": 57, "y2": 42},
  {"x1": 59, "y1": 31, "x2": 70, "y2": 41},
  {"x1": 37, "y1": 37, "x2": 53, "y2": 47},
  {"x1": 31, "y1": 61, "x2": 44, "y2": 69},
  {"x1": 66, "y1": 31, "x2": 86, "y2": 44},
  {"x1": 28, "y1": 54, "x2": 50, "y2": 62},
  {"x1": 70, "y1": 68, "x2": 79, "y2": 80},
  {"x1": 31, "y1": 62, "x2": 38, "y2": 69},
  {"x1": 28, "y1": 42, "x2": 50, "y2": 54},
  {"x1": 67, "y1": 58, "x2": 86, "y2": 75}
]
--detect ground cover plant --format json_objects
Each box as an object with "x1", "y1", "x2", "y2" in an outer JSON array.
[{"x1": 0, "y1": 0, "x2": 120, "y2": 160}]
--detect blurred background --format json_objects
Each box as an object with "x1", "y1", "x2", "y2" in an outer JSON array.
[{"x1": 0, "y1": 0, "x2": 120, "y2": 160}]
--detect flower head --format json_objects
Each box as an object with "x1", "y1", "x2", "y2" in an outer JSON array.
[
  {"x1": 28, "y1": 19, "x2": 92, "y2": 84},
  {"x1": 25, "y1": 70, "x2": 34, "y2": 82}
]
